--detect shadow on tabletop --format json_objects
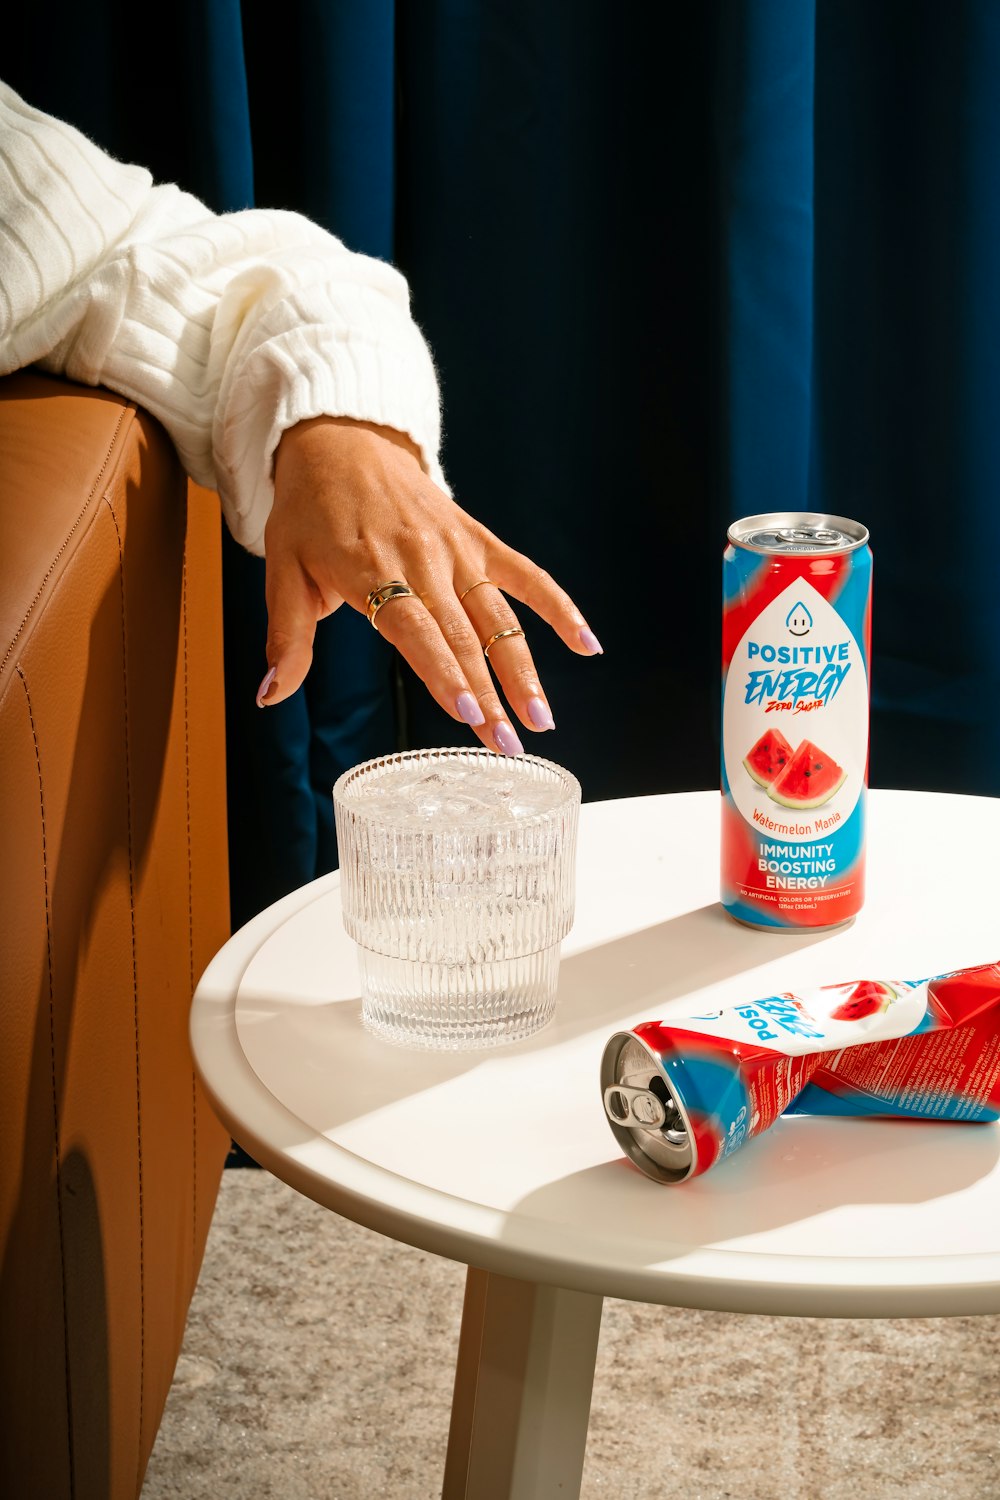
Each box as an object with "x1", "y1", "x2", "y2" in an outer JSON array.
[
  {"x1": 519, "y1": 898, "x2": 834, "y2": 1056},
  {"x1": 504, "y1": 1114, "x2": 1000, "y2": 1257},
  {"x1": 232, "y1": 899, "x2": 835, "y2": 1144}
]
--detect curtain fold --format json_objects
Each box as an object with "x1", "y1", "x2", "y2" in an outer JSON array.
[
  {"x1": 813, "y1": 1, "x2": 1000, "y2": 790},
  {"x1": 713, "y1": 0, "x2": 817, "y2": 519}
]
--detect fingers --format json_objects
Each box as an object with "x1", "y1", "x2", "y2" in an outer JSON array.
[
  {"x1": 457, "y1": 584, "x2": 556, "y2": 739},
  {"x1": 259, "y1": 556, "x2": 325, "y2": 706},
  {"x1": 259, "y1": 551, "x2": 526, "y2": 757},
  {"x1": 418, "y1": 585, "x2": 529, "y2": 754},
  {"x1": 485, "y1": 541, "x2": 603, "y2": 657},
  {"x1": 369, "y1": 585, "x2": 526, "y2": 755},
  {"x1": 358, "y1": 549, "x2": 602, "y2": 753}
]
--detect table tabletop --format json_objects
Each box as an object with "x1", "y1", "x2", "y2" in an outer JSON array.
[{"x1": 191, "y1": 789, "x2": 1000, "y2": 1319}]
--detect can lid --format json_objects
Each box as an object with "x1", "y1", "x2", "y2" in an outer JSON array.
[
  {"x1": 728, "y1": 512, "x2": 869, "y2": 555},
  {"x1": 600, "y1": 1032, "x2": 693, "y2": 1183}
]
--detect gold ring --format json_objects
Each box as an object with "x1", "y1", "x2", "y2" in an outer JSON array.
[
  {"x1": 366, "y1": 579, "x2": 418, "y2": 628},
  {"x1": 459, "y1": 579, "x2": 498, "y2": 603},
  {"x1": 482, "y1": 627, "x2": 525, "y2": 660}
]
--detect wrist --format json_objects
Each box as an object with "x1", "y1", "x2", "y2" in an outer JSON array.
[{"x1": 278, "y1": 414, "x2": 423, "y2": 465}]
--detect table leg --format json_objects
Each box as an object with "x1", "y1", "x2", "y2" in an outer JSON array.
[{"x1": 442, "y1": 1266, "x2": 604, "y2": 1500}]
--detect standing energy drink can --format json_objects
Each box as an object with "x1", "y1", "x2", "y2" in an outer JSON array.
[
  {"x1": 721, "y1": 513, "x2": 872, "y2": 930},
  {"x1": 600, "y1": 963, "x2": 1000, "y2": 1184}
]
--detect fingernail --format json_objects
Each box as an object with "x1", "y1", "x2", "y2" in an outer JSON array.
[
  {"x1": 256, "y1": 666, "x2": 277, "y2": 707},
  {"x1": 456, "y1": 690, "x2": 486, "y2": 727},
  {"x1": 527, "y1": 696, "x2": 555, "y2": 731},
  {"x1": 494, "y1": 721, "x2": 524, "y2": 756},
  {"x1": 579, "y1": 627, "x2": 604, "y2": 655}
]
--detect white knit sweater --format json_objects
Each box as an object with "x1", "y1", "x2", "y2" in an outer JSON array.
[{"x1": 0, "y1": 81, "x2": 446, "y2": 556}]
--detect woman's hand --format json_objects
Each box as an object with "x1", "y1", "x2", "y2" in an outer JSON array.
[{"x1": 258, "y1": 415, "x2": 602, "y2": 755}]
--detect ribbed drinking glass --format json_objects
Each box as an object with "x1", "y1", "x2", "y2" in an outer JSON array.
[{"x1": 333, "y1": 747, "x2": 581, "y2": 1049}]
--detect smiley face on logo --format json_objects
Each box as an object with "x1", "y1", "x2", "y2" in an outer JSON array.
[{"x1": 785, "y1": 601, "x2": 813, "y2": 636}]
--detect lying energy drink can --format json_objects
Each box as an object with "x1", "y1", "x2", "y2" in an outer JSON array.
[
  {"x1": 601, "y1": 963, "x2": 1000, "y2": 1183},
  {"x1": 721, "y1": 513, "x2": 872, "y2": 930}
]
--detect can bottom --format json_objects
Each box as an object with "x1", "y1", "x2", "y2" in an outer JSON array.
[{"x1": 722, "y1": 906, "x2": 857, "y2": 936}]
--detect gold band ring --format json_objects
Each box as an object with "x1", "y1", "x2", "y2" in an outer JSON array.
[
  {"x1": 482, "y1": 627, "x2": 526, "y2": 660},
  {"x1": 459, "y1": 578, "x2": 498, "y2": 603},
  {"x1": 366, "y1": 579, "x2": 419, "y2": 629}
]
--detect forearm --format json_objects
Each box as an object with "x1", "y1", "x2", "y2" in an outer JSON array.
[{"x1": 0, "y1": 79, "x2": 446, "y2": 556}]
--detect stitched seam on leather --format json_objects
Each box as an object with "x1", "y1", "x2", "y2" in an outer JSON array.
[
  {"x1": 1, "y1": 403, "x2": 130, "y2": 679},
  {"x1": 182, "y1": 553, "x2": 198, "y2": 1270},
  {"x1": 17, "y1": 664, "x2": 76, "y2": 1498},
  {"x1": 104, "y1": 498, "x2": 145, "y2": 1483}
]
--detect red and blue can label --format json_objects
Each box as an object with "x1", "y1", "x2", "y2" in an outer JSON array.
[
  {"x1": 601, "y1": 963, "x2": 1000, "y2": 1182},
  {"x1": 721, "y1": 513, "x2": 872, "y2": 930}
]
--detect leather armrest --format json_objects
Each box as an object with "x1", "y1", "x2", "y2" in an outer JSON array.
[{"x1": 0, "y1": 370, "x2": 231, "y2": 1499}]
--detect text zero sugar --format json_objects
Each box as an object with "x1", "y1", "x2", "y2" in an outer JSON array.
[{"x1": 721, "y1": 513, "x2": 872, "y2": 930}]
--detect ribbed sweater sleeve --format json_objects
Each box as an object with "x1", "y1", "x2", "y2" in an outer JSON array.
[{"x1": 0, "y1": 80, "x2": 446, "y2": 555}]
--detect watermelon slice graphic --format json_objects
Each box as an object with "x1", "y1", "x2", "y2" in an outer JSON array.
[
  {"x1": 768, "y1": 739, "x2": 846, "y2": 810},
  {"x1": 828, "y1": 979, "x2": 896, "y2": 1022},
  {"x1": 743, "y1": 728, "x2": 794, "y2": 789}
]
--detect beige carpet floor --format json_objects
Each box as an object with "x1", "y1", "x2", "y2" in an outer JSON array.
[{"x1": 142, "y1": 1170, "x2": 1000, "y2": 1500}]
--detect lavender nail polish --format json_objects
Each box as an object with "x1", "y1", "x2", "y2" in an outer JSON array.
[
  {"x1": 527, "y1": 696, "x2": 555, "y2": 730},
  {"x1": 579, "y1": 627, "x2": 604, "y2": 655},
  {"x1": 494, "y1": 721, "x2": 524, "y2": 756},
  {"x1": 456, "y1": 690, "x2": 486, "y2": 727},
  {"x1": 256, "y1": 665, "x2": 277, "y2": 707}
]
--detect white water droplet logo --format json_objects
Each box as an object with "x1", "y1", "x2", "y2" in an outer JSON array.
[{"x1": 785, "y1": 601, "x2": 813, "y2": 636}]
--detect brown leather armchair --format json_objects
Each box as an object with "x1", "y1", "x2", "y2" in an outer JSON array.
[{"x1": 0, "y1": 370, "x2": 231, "y2": 1498}]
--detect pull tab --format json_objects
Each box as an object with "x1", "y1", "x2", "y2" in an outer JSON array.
[
  {"x1": 776, "y1": 526, "x2": 843, "y2": 547},
  {"x1": 604, "y1": 1084, "x2": 667, "y2": 1129}
]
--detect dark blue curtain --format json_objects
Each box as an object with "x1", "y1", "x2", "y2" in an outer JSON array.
[
  {"x1": 10, "y1": 0, "x2": 1000, "y2": 937},
  {"x1": 812, "y1": 3, "x2": 1000, "y2": 793}
]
